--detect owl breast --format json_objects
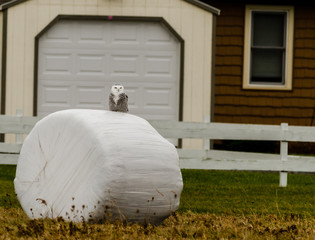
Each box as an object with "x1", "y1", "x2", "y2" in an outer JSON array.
[
  {"x1": 113, "y1": 95, "x2": 119, "y2": 105},
  {"x1": 109, "y1": 93, "x2": 128, "y2": 113}
]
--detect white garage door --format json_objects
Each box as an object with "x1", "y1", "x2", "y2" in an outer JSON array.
[{"x1": 37, "y1": 20, "x2": 180, "y2": 120}]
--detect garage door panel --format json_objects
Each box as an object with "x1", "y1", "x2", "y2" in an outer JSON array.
[
  {"x1": 110, "y1": 54, "x2": 142, "y2": 77},
  {"x1": 121, "y1": 83, "x2": 176, "y2": 114},
  {"x1": 144, "y1": 55, "x2": 176, "y2": 79},
  {"x1": 38, "y1": 84, "x2": 72, "y2": 110},
  {"x1": 43, "y1": 86, "x2": 71, "y2": 105},
  {"x1": 77, "y1": 22, "x2": 108, "y2": 44},
  {"x1": 41, "y1": 21, "x2": 74, "y2": 45},
  {"x1": 143, "y1": 85, "x2": 176, "y2": 113},
  {"x1": 76, "y1": 53, "x2": 107, "y2": 76},
  {"x1": 74, "y1": 81, "x2": 109, "y2": 110},
  {"x1": 144, "y1": 23, "x2": 174, "y2": 43},
  {"x1": 41, "y1": 53, "x2": 73, "y2": 75},
  {"x1": 39, "y1": 48, "x2": 74, "y2": 77},
  {"x1": 111, "y1": 22, "x2": 141, "y2": 45},
  {"x1": 75, "y1": 86, "x2": 105, "y2": 108},
  {"x1": 144, "y1": 88, "x2": 172, "y2": 107}
]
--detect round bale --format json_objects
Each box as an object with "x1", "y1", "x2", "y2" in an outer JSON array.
[{"x1": 14, "y1": 109, "x2": 183, "y2": 224}]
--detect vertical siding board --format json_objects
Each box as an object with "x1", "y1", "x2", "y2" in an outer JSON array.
[
  {"x1": 170, "y1": 0, "x2": 181, "y2": 8},
  {"x1": 107, "y1": 0, "x2": 123, "y2": 16},
  {"x1": 5, "y1": 4, "x2": 27, "y2": 142},
  {"x1": 121, "y1": 0, "x2": 135, "y2": 15},
  {"x1": 6, "y1": 11, "x2": 13, "y2": 116},
  {"x1": 97, "y1": 0, "x2": 109, "y2": 16},
  {"x1": 180, "y1": 3, "x2": 193, "y2": 122},
  {"x1": 24, "y1": 1, "x2": 37, "y2": 116},
  {"x1": 83, "y1": 0, "x2": 97, "y2": 15},
  {"x1": 158, "y1": 0, "x2": 170, "y2": 8},
  {"x1": 133, "y1": 0, "x2": 146, "y2": 16},
  {"x1": 7, "y1": 4, "x2": 26, "y2": 115},
  {"x1": 50, "y1": 0, "x2": 62, "y2": 7},
  {"x1": 156, "y1": 0, "x2": 169, "y2": 19},
  {"x1": 179, "y1": 3, "x2": 193, "y2": 148},
  {"x1": 144, "y1": 0, "x2": 159, "y2": 16},
  {"x1": 74, "y1": 0, "x2": 86, "y2": 15},
  {"x1": 37, "y1": 1, "x2": 51, "y2": 34},
  {"x1": 168, "y1": 1, "x2": 182, "y2": 34},
  {"x1": 191, "y1": 8, "x2": 205, "y2": 122},
  {"x1": 191, "y1": 8, "x2": 206, "y2": 149},
  {"x1": 5, "y1": 12, "x2": 11, "y2": 116},
  {"x1": 38, "y1": 0, "x2": 49, "y2": 5},
  {"x1": 0, "y1": 12, "x2": 3, "y2": 104},
  {"x1": 60, "y1": 0, "x2": 75, "y2": 15},
  {"x1": 203, "y1": 14, "x2": 212, "y2": 120},
  {"x1": 50, "y1": 0, "x2": 63, "y2": 17}
]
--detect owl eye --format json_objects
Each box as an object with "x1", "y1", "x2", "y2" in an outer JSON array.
[{"x1": 114, "y1": 87, "x2": 117, "y2": 89}]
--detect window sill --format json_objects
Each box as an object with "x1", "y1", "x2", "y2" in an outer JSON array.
[{"x1": 242, "y1": 83, "x2": 292, "y2": 91}]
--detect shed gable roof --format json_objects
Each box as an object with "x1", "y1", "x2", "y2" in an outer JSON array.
[
  {"x1": 0, "y1": 0, "x2": 10, "y2": 4},
  {"x1": 0, "y1": 0, "x2": 220, "y2": 15}
]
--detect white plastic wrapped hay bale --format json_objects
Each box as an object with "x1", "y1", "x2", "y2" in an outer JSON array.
[{"x1": 14, "y1": 109, "x2": 183, "y2": 224}]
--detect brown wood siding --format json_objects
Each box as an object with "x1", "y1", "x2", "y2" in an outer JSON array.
[{"x1": 212, "y1": 2, "x2": 315, "y2": 126}]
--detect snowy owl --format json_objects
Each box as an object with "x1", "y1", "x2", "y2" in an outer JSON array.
[{"x1": 109, "y1": 84, "x2": 129, "y2": 113}]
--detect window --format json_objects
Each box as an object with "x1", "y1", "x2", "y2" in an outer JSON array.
[{"x1": 243, "y1": 6, "x2": 294, "y2": 90}]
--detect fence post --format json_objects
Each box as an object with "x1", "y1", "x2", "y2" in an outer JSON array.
[
  {"x1": 16, "y1": 109, "x2": 23, "y2": 145},
  {"x1": 204, "y1": 115, "x2": 210, "y2": 150},
  {"x1": 280, "y1": 123, "x2": 288, "y2": 187}
]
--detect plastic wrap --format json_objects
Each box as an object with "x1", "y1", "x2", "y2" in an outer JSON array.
[{"x1": 14, "y1": 109, "x2": 183, "y2": 224}]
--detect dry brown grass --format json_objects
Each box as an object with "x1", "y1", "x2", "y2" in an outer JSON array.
[
  {"x1": 1, "y1": 167, "x2": 314, "y2": 239},
  {"x1": 1, "y1": 208, "x2": 314, "y2": 239}
]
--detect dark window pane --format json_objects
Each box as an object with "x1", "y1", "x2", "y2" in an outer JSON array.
[
  {"x1": 252, "y1": 12, "x2": 285, "y2": 47},
  {"x1": 251, "y1": 48, "x2": 284, "y2": 83}
]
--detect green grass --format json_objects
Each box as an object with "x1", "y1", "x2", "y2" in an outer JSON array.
[
  {"x1": 0, "y1": 165, "x2": 315, "y2": 217},
  {"x1": 1, "y1": 165, "x2": 315, "y2": 239},
  {"x1": 1, "y1": 165, "x2": 315, "y2": 216},
  {"x1": 0, "y1": 165, "x2": 19, "y2": 208},
  {"x1": 180, "y1": 169, "x2": 315, "y2": 217}
]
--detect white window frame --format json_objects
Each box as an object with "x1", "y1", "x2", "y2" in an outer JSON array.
[{"x1": 243, "y1": 5, "x2": 294, "y2": 90}]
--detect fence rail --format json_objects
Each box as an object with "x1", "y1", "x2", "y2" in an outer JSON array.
[{"x1": 1, "y1": 113, "x2": 315, "y2": 187}]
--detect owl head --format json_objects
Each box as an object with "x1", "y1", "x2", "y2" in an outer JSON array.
[{"x1": 110, "y1": 84, "x2": 125, "y2": 95}]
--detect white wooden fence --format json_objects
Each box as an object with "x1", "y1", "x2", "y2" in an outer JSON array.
[{"x1": 1, "y1": 112, "x2": 315, "y2": 187}]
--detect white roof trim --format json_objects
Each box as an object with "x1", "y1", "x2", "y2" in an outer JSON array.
[
  {"x1": 0, "y1": 0, "x2": 220, "y2": 15},
  {"x1": 184, "y1": 0, "x2": 220, "y2": 15}
]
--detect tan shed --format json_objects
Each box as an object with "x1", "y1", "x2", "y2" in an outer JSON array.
[{"x1": 0, "y1": 0, "x2": 219, "y2": 147}]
